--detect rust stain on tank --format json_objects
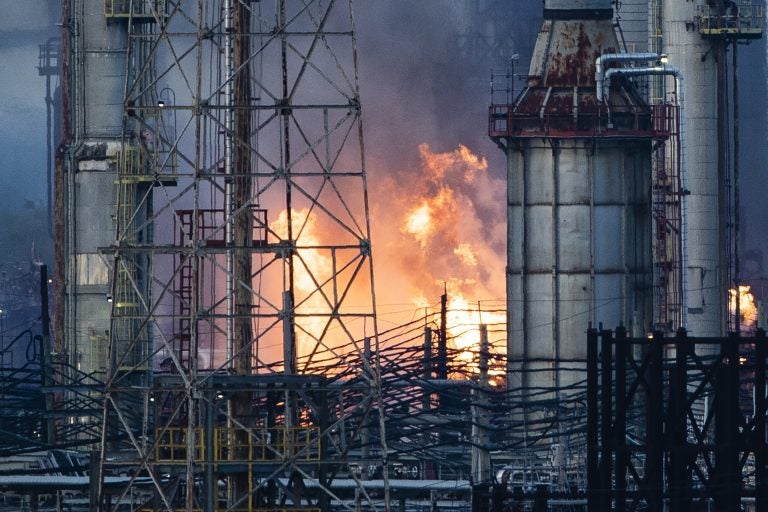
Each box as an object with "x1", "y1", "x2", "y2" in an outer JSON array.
[{"x1": 545, "y1": 21, "x2": 616, "y2": 87}]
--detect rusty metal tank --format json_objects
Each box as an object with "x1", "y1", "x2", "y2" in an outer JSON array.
[{"x1": 489, "y1": 0, "x2": 657, "y2": 432}]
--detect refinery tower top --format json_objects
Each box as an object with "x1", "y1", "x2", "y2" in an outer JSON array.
[{"x1": 544, "y1": 0, "x2": 612, "y2": 19}]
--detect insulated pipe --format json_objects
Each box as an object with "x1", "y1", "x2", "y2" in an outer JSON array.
[
  {"x1": 603, "y1": 65, "x2": 688, "y2": 329},
  {"x1": 595, "y1": 53, "x2": 660, "y2": 104},
  {"x1": 224, "y1": 0, "x2": 234, "y2": 369}
]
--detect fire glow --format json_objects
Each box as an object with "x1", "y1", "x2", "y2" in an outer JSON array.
[
  {"x1": 375, "y1": 143, "x2": 507, "y2": 368},
  {"x1": 264, "y1": 143, "x2": 508, "y2": 371},
  {"x1": 729, "y1": 285, "x2": 759, "y2": 333}
]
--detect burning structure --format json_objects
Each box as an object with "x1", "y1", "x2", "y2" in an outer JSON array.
[{"x1": 0, "y1": 0, "x2": 766, "y2": 511}]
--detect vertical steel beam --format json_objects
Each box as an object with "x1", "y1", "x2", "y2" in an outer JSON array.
[
  {"x1": 670, "y1": 328, "x2": 691, "y2": 512},
  {"x1": 599, "y1": 329, "x2": 613, "y2": 511},
  {"x1": 614, "y1": 326, "x2": 627, "y2": 512},
  {"x1": 205, "y1": 391, "x2": 215, "y2": 512},
  {"x1": 318, "y1": 391, "x2": 330, "y2": 512},
  {"x1": 587, "y1": 326, "x2": 599, "y2": 511},
  {"x1": 714, "y1": 333, "x2": 740, "y2": 511},
  {"x1": 438, "y1": 292, "x2": 448, "y2": 380},
  {"x1": 756, "y1": 328, "x2": 767, "y2": 510},
  {"x1": 646, "y1": 331, "x2": 664, "y2": 510},
  {"x1": 423, "y1": 327, "x2": 432, "y2": 411}
]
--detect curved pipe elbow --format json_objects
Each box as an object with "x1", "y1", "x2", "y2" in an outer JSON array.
[{"x1": 595, "y1": 53, "x2": 660, "y2": 103}]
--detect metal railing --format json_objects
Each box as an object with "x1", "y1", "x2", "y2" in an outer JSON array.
[
  {"x1": 215, "y1": 426, "x2": 320, "y2": 462},
  {"x1": 488, "y1": 103, "x2": 677, "y2": 139},
  {"x1": 153, "y1": 426, "x2": 320, "y2": 463},
  {"x1": 104, "y1": 0, "x2": 166, "y2": 18},
  {"x1": 697, "y1": 1, "x2": 764, "y2": 38}
]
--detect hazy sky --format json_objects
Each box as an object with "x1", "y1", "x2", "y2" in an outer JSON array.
[
  {"x1": 0, "y1": 0, "x2": 766, "y2": 297},
  {"x1": 0, "y1": 0, "x2": 58, "y2": 264}
]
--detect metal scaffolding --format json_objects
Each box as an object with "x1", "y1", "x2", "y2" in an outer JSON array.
[{"x1": 92, "y1": 1, "x2": 387, "y2": 510}]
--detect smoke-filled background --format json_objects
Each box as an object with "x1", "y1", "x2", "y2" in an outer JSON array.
[
  {"x1": 0, "y1": 0, "x2": 59, "y2": 353},
  {"x1": 0, "y1": 0, "x2": 58, "y2": 263},
  {"x1": 356, "y1": 2, "x2": 540, "y2": 333},
  {"x1": 1, "y1": 1, "x2": 767, "y2": 340}
]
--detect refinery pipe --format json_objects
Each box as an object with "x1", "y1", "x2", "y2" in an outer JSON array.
[
  {"x1": 595, "y1": 53, "x2": 661, "y2": 104},
  {"x1": 602, "y1": 65, "x2": 688, "y2": 329}
]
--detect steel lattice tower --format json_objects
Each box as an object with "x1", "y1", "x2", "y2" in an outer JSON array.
[{"x1": 91, "y1": 1, "x2": 387, "y2": 510}]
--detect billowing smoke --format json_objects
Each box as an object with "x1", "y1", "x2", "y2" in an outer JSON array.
[
  {"x1": 354, "y1": 2, "x2": 539, "y2": 328},
  {"x1": 0, "y1": 0, "x2": 55, "y2": 32}
]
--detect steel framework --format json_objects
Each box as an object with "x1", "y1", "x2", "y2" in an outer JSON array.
[
  {"x1": 94, "y1": 1, "x2": 387, "y2": 510},
  {"x1": 588, "y1": 327, "x2": 768, "y2": 511}
]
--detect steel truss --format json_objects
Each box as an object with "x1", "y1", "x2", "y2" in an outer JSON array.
[
  {"x1": 588, "y1": 327, "x2": 768, "y2": 512},
  {"x1": 96, "y1": 1, "x2": 386, "y2": 510}
]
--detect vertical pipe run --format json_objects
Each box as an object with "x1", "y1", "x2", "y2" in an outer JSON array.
[
  {"x1": 601, "y1": 65, "x2": 688, "y2": 327},
  {"x1": 716, "y1": 37, "x2": 729, "y2": 336},
  {"x1": 222, "y1": 2, "x2": 236, "y2": 502},
  {"x1": 40, "y1": 265, "x2": 56, "y2": 446},
  {"x1": 279, "y1": 0, "x2": 297, "y2": 427},
  {"x1": 551, "y1": 141, "x2": 560, "y2": 392},
  {"x1": 223, "y1": 0, "x2": 234, "y2": 369},
  {"x1": 732, "y1": 40, "x2": 741, "y2": 333}
]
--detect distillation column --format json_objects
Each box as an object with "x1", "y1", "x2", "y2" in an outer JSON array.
[
  {"x1": 490, "y1": 0, "x2": 655, "y2": 457},
  {"x1": 63, "y1": 0, "x2": 127, "y2": 378},
  {"x1": 662, "y1": 0, "x2": 723, "y2": 336}
]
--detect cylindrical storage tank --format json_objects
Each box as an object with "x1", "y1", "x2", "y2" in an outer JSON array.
[
  {"x1": 490, "y1": 2, "x2": 656, "y2": 463},
  {"x1": 506, "y1": 139, "x2": 652, "y2": 393},
  {"x1": 662, "y1": 0, "x2": 722, "y2": 337},
  {"x1": 79, "y1": 0, "x2": 128, "y2": 139}
]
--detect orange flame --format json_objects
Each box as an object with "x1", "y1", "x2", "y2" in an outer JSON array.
[
  {"x1": 403, "y1": 201, "x2": 434, "y2": 248},
  {"x1": 373, "y1": 143, "x2": 505, "y2": 369},
  {"x1": 444, "y1": 288, "x2": 505, "y2": 367},
  {"x1": 271, "y1": 208, "x2": 334, "y2": 362},
  {"x1": 729, "y1": 285, "x2": 758, "y2": 333}
]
